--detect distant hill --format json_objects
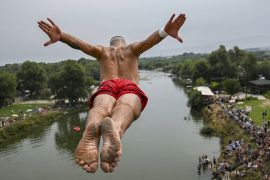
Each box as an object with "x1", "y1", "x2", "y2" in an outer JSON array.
[
  {"x1": 140, "y1": 52, "x2": 208, "y2": 62},
  {"x1": 245, "y1": 46, "x2": 270, "y2": 61}
]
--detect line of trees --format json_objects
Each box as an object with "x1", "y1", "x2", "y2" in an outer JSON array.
[
  {"x1": 0, "y1": 58, "x2": 99, "y2": 107},
  {"x1": 173, "y1": 45, "x2": 270, "y2": 94}
]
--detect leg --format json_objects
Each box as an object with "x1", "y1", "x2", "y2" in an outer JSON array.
[
  {"x1": 75, "y1": 94, "x2": 116, "y2": 173},
  {"x1": 100, "y1": 93, "x2": 142, "y2": 173}
]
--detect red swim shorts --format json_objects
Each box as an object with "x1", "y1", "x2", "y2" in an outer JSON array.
[{"x1": 89, "y1": 79, "x2": 148, "y2": 111}]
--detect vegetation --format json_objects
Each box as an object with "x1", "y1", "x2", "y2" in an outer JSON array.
[
  {"x1": 0, "y1": 71, "x2": 16, "y2": 107},
  {"x1": 17, "y1": 61, "x2": 48, "y2": 96},
  {"x1": 139, "y1": 45, "x2": 270, "y2": 96},
  {"x1": 0, "y1": 103, "x2": 50, "y2": 117},
  {"x1": 49, "y1": 60, "x2": 91, "y2": 104},
  {"x1": 0, "y1": 112, "x2": 62, "y2": 143},
  {"x1": 0, "y1": 59, "x2": 99, "y2": 106},
  {"x1": 222, "y1": 79, "x2": 241, "y2": 95},
  {"x1": 236, "y1": 99, "x2": 270, "y2": 125},
  {"x1": 187, "y1": 90, "x2": 204, "y2": 110}
]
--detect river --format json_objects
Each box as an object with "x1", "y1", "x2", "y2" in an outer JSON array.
[{"x1": 0, "y1": 71, "x2": 220, "y2": 180}]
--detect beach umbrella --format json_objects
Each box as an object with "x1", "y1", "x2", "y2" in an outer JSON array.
[{"x1": 11, "y1": 114, "x2": 19, "y2": 117}]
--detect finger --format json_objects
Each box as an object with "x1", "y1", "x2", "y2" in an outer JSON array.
[
  {"x1": 177, "y1": 14, "x2": 186, "y2": 25},
  {"x1": 169, "y1": 14, "x2": 176, "y2": 23},
  {"x1": 174, "y1": 14, "x2": 184, "y2": 23},
  {"x1": 44, "y1": 40, "x2": 53, "y2": 46},
  {"x1": 177, "y1": 16, "x2": 186, "y2": 28},
  {"x1": 38, "y1": 23, "x2": 50, "y2": 31},
  {"x1": 175, "y1": 35, "x2": 183, "y2": 43},
  {"x1": 40, "y1": 20, "x2": 52, "y2": 28},
  {"x1": 165, "y1": 14, "x2": 176, "y2": 28},
  {"x1": 47, "y1": 18, "x2": 56, "y2": 26},
  {"x1": 38, "y1": 24, "x2": 49, "y2": 34}
]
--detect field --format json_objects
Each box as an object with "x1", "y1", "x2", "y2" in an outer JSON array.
[
  {"x1": 0, "y1": 104, "x2": 50, "y2": 117},
  {"x1": 236, "y1": 99, "x2": 270, "y2": 125}
]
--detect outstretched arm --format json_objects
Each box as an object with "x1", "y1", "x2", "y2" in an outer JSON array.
[
  {"x1": 130, "y1": 13, "x2": 186, "y2": 56},
  {"x1": 37, "y1": 18, "x2": 103, "y2": 59}
]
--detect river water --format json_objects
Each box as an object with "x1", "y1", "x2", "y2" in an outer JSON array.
[{"x1": 0, "y1": 71, "x2": 220, "y2": 180}]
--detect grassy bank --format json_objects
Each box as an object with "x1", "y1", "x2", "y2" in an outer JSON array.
[
  {"x1": 0, "y1": 105, "x2": 88, "y2": 143},
  {"x1": 201, "y1": 104, "x2": 253, "y2": 149},
  {"x1": 0, "y1": 112, "x2": 62, "y2": 143},
  {"x1": 236, "y1": 99, "x2": 270, "y2": 125},
  {"x1": 0, "y1": 103, "x2": 50, "y2": 117},
  {"x1": 201, "y1": 104, "x2": 266, "y2": 179}
]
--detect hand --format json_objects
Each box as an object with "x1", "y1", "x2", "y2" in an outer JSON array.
[
  {"x1": 38, "y1": 18, "x2": 62, "y2": 46},
  {"x1": 164, "y1": 13, "x2": 186, "y2": 43}
]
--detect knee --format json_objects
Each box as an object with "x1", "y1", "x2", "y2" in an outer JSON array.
[{"x1": 91, "y1": 105, "x2": 112, "y2": 117}]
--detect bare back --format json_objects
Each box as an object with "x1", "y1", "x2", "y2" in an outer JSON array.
[{"x1": 99, "y1": 45, "x2": 140, "y2": 84}]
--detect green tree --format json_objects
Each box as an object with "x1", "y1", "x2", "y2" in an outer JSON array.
[
  {"x1": 49, "y1": 61, "x2": 93, "y2": 104},
  {"x1": 222, "y1": 79, "x2": 241, "y2": 95},
  {"x1": 188, "y1": 90, "x2": 204, "y2": 110},
  {"x1": 210, "y1": 81, "x2": 220, "y2": 91},
  {"x1": 256, "y1": 61, "x2": 270, "y2": 79},
  {"x1": 240, "y1": 53, "x2": 258, "y2": 85},
  {"x1": 208, "y1": 45, "x2": 237, "y2": 80},
  {"x1": 228, "y1": 46, "x2": 245, "y2": 65},
  {"x1": 180, "y1": 60, "x2": 194, "y2": 79},
  {"x1": 194, "y1": 77, "x2": 206, "y2": 86},
  {"x1": 192, "y1": 60, "x2": 210, "y2": 82},
  {"x1": 0, "y1": 71, "x2": 17, "y2": 107},
  {"x1": 17, "y1": 61, "x2": 47, "y2": 96}
]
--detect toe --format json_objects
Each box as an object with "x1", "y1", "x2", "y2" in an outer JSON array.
[
  {"x1": 109, "y1": 164, "x2": 114, "y2": 173},
  {"x1": 88, "y1": 162, "x2": 98, "y2": 173},
  {"x1": 83, "y1": 162, "x2": 98, "y2": 173},
  {"x1": 79, "y1": 160, "x2": 85, "y2": 166},
  {"x1": 75, "y1": 159, "x2": 80, "y2": 164},
  {"x1": 101, "y1": 162, "x2": 110, "y2": 173},
  {"x1": 112, "y1": 161, "x2": 118, "y2": 167}
]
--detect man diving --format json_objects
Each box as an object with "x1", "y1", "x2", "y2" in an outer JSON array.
[{"x1": 38, "y1": 13, "x2": 186, "y2": 173}]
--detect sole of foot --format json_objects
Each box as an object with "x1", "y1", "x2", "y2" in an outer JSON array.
[
  {"x1": 75, "y1": 122, "x2": 100, "y2": 173},
  {"x1": 100, "y1": 117, "x2": 122, "y2": 173}
]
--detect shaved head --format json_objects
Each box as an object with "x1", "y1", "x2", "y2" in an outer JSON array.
[{"x1": 110, "y1": 36, "x2": 126, "y2": 46}]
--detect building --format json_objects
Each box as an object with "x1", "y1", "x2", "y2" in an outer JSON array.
[
  {"x1": 194, "y1": 86, "x2": 214, "y2": 104},
  {"x1": 249, "y1": 79, "x2": 270, "y2": 94}
]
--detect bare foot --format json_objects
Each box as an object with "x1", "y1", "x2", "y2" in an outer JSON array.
[
  {"x1": 100, "y1": 117, "x2": 122, "y2": 173},
  {"x1": 75, "y1": 122, "x2": 100, "y2": 173}
]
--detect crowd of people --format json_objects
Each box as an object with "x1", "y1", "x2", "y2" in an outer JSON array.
[
  {"x1": 204, "y1": 98, "x2": 270, "y2": 179},
  {"x1": 0, "y1": 107, "x2": 49, "y2": 128}
]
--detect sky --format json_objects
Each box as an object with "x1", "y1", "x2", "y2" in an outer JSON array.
[{"x1": 0, "y1": 0, "x2": 270, "y2": 65}]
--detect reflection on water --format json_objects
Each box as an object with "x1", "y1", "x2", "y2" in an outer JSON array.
[{"x1": 0, "y1": 71, "x2": 220, "y2": 180}]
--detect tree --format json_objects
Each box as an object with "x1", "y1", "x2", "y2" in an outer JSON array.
[
  {"x1": 208, "y1": 45, "x2": 237, "y2": 80},
  {"x1": 17, "y1": 61, "x2": 47, "y2": 96},
  {"x1": 228, "y1": 46, "x2": 245, "y2": 65},
  {"x1": 210, "y1": 81, "x2": 220, "y2": 91},
  {"x1": 257, "y1": 61, "x2": 270, "y2": 79},
  {"x1": 188, "y1": 90, "x2": 204, "y2": 110},
  {"x1": 49, "y1": 61, "x2": 93, "y2": 104},
  {"x1": 194, "y1": 77, "x2": 206, "y2": 86},
  {"x1": 240, "y1": 53, "x2": 258, "y2": 85},
  {"x1": 192, "y1": 60, "x2": 210, "y2": 82},
  {"x1": 180, "y1": 60, "x2": 194, "y2": 79},
  {"x1": 222, "y1": 79, "x2": 240, "y2": 95},
  {"x1": 0, "y1": 71, "x2": 16, "y2": 107}
]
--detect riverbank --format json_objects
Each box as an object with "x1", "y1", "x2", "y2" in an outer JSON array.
[
  {"x1": 0, "y1": 106, "x2": 88, "y2": 143},
  {"x1": 202, "y1": 103, "x2": 270, "y2": 179}
]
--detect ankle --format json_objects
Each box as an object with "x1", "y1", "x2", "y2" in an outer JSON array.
[{"x1": 114, "y1": 122, "x2": 124, "y2": 138}]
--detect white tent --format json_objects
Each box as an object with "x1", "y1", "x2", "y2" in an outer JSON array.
[{"x1": 194, "y1": 86, "x2": 214, "y2": 96}]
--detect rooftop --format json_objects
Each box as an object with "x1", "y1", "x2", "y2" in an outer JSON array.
[
  {"x1": 250, "y1": 79, "x2": 270, "y2": 86},
  {"x1": 194, "y1": 86, "x2": 214, "y2": 96}
]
